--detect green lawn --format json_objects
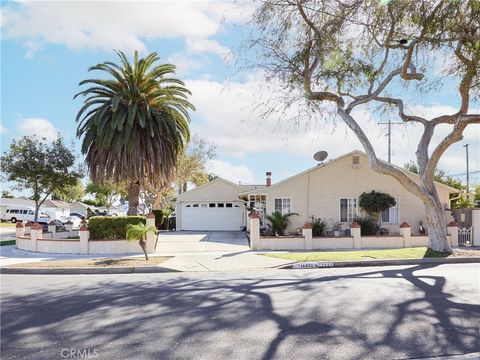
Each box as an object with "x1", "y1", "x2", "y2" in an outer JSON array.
[
  {"x1": 263, "y1": 247, "x2": 451, "y2": 262},
  {"x1": 0, "y1": 222, "x2": 15, "y2": 228}
]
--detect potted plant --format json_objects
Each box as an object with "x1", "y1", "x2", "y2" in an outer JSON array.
[
  {"x1": 333, "y1": 222, "x2": 341, "y2": 237},
  {"x1": 126, "y1": 223, "x2": 157, "y2": 260}
]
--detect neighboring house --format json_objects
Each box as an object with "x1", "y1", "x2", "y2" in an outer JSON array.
[
  {"x1": 239, "y1": 150, "x2": 458, "y2": 235},
  {"x1": 70, "y1": 201, "x2": 92, "y2": 217},
  {"x1": 42, "y1": 200, "x2": 71, "y2": 220},
  {"x1": 176, "y1": 178, "x2": 265, "y2": 231}
]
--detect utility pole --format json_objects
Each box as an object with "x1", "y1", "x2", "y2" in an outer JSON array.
[
  {"x1": 378, "y1": 120, "x2": 403, "y2": 163},
  {"x1": 464, "y1": 144, "x2": 470, "y2": 194}
]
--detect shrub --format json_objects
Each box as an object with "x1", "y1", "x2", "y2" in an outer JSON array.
[
  {"x1": 359, "y1": 191, "x2": 396, "y2": 221},
  {"x1": 88, "y1": 216, "x2": 146, "y2": 240},
  {"x1": 354, "y1": 215, "x2": 379, "y2": 236},
  {"x1": 309, "y1": 216, "x2": 328, "y2": 236},
  {"x1": 266, "y1": 211, "x2": 298, "y2": 236}
]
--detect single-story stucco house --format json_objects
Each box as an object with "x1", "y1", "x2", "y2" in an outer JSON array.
[{"x1": 175, "y1": 150, "x2": 458, "y2": 234}]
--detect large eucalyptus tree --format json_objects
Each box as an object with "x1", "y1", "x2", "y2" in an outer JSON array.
[
  {"x1": 75, "y1": 51, "x2": 194, "y2": 215},
  {"x1": 246, "y1": 0, "x2": 480, "y2": 252}
]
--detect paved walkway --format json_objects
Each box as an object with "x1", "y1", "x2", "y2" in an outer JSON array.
[{"x1": 0, "y1": 231, "x2": 295, "y2": 271}]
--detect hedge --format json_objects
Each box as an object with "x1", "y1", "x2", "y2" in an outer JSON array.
[{"x1": 88, "y1": 216, "x2": 146, "y2": 240}]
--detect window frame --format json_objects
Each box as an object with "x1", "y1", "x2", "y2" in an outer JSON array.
[
  {"x1": 339, "y1": 197, "x2": 357, "y2": 223},
  {"x1": 381, "y1": 199, "x2": 399, "y2": 224},
  {"x1": 274, "y1": 198, "x2": 292, "y2": 215}
]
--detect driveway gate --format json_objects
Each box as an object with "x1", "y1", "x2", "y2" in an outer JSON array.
[{"x1": 458, "y1": 227, "x2": 472, "y2": 246}]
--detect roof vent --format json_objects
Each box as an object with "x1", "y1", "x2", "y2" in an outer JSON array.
[{"x1": 352, "y1": 155, "x2": 360, "y2": 169}]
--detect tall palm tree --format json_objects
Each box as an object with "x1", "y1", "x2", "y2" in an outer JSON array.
[{"x1": 75, "y1": 50, "x2": 193, "y2": 215}]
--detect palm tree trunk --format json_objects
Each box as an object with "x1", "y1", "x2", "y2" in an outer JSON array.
[
  {"x1": 127, "y1": 181, "x2": 140, "y2": 215},
  {"x1": 139, "y1": 239, "x2": 149, "y2": 260}
]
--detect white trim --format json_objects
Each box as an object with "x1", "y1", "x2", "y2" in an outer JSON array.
[
  {"x1": 274, "y1": 197, "x2": 292, "y2": 215},
  {"x1": 339, "y1": 197, "x2": 357, "y2": 223}
]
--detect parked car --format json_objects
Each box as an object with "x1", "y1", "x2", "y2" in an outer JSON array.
[
  {"x1": 37, "y1": 219, "x2": 66, "y2": 233},
  {"x1": 3, "y1": 206, "x2": 49, "y2": 223},
  {"x1": 59, "y1": 215, "x2": 82, "y2": 227}
]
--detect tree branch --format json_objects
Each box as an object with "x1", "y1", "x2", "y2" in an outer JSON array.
[{"x1": 337, "y1": 108, "x2": 436, "y2": 208}]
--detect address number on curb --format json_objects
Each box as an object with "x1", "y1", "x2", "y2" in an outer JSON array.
[{"x1": 293, "y1": 262, "x2": 334, "y2": 269}]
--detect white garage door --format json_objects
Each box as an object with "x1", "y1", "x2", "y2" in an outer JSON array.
[{"x1": 181, "y1": 201, "x2": 245, "y2": 231}]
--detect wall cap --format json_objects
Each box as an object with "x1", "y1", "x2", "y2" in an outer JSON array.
[
  {"x1": 447, "y1": 221, "x2": 459, "y2": 227},
  {"x1": 48, "y1": 220, "x2": 57, "y2": 225},
  {"x1": 65, "y1": 220, "x2": 73, "y2": 225},
  {"x1": 350, "y1": 222, "x2": 361, "y2": 228},
  {"x1": 80, "y1": 225, "x2": 89, "y2": 232},
  {"x1": 146, "y1": 212, "x2": 155, "y2": 219},
  {"x1": 249, "y1": 213, "x2": 261, "y2": 219},
  {"x1": 16, "y1": 222, "x2": 24, "y2": 228},
  {"x1": 32, "y1": 223, "x2": 43, "y2": 230},
  {"x1": 399, "y1": 222, "x2": 411, "y2": 228},
  {"x1": 25, "y1": 221, "x2": 33, "y2": 227},
  {"x1": 303, "y1": 223, "x2": 313, "y2": 229}
]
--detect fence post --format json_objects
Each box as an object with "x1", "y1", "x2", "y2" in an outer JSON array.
[
  {"x1": 15, "y1": 222, "x2": 24, "y2": 249},
  {"x1": 146, "y1": 212, "x2": 156, "y2": 252},
  {"x1": 400, "y1": 222, "x2": 411, "y2": 248},
  {"x1": 48, "y1": 221, "x2": 56, "y2": 239},
  {"x1": 30, "y1": 223, "x2": 42, "y2": 252},
  {"x1": 249, "y1": 213, "x2": 261, "y2": 250},
  {"x1": 24, "y1": 221, "x2": 32, "y2": 235},
  {"x1": 472, "y1": 208, "x2": 480, "y2": 246},
  {"x1": 446, "y1": 221, "x2": 459, "y2": 247},
  {"x1": 79, "y1": 224, "x2": 89, "y2": 254},
  {"x1": 351, "y1": 222, "x2": 361, "y2": 249},
  {"x1": 64, "y1": 220, "x2": 73, "y2": 237},
  {"x1": 302, "y1": 223, "x2": 313, "y2": 250}
]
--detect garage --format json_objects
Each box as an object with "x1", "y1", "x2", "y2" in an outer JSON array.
[
  {"x1": 176, "y1": 178, "x2": 250, "y2": 231},
  {"x1": 180, "y1": 201, "x2": 245, "y2": 231}
]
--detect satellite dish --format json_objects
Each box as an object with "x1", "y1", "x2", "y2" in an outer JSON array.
[{"x1": 313, "y1": 150, "x2": 328, "y2": 162}]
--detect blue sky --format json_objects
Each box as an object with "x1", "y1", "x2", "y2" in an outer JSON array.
[{"x1": 1, "y1": 1, "x2": 479, "y2": 196}]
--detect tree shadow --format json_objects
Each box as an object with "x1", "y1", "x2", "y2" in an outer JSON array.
[{"x1": 1, "y1": 264, "x2": 479, "y2": 359}]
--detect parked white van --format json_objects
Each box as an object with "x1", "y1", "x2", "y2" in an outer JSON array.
[{"x1": 3, "y1": 207, "x2": 50, "y2": 223}]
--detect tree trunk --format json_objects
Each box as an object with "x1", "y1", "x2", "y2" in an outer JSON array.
[
  {"x1": 425, "y1": 201, "x2": 452, "y2": 253},
  {"x1": 127, "y1": 181, "x2": 140, "y2": 215},
  {"x1": 152, "y1": 192, "x2": 162, "y2": 210},
  {"x1": 182, "y1": 182, "x2": 188, "y2": 194},
  {"x1": 139, "y1": 239, "x2": 149, "y2": 260}
]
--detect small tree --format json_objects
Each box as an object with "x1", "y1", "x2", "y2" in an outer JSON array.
[
  {"x1": 359, "y1": 191, "x2": 396, "y2": 226},
  {"x1": 1, "y1": 191, "x2": 14, "y2": 198},
  {"x1": 1, "y1": 136, "x2": 83, "y2": 222},
  {"x1": 126, "y1": 223, "x2": 157, "y2": 260},
  {"x1": 266, "y1": 211, "x2": 298, "y2": 236},
  {"x1": 52, "y1": 180, "x2": 84, "y2": 202},
  {"x1": 85, "y1": 181, "x2": 126, "y2": 213}
]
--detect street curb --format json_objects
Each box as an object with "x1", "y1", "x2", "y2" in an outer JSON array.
[
  {"x1": 278, "y1": 256, "x2": 480, "y2": 269},
  {"x1": 0, "y1": 266, "x2": 181, "y2": 275}
]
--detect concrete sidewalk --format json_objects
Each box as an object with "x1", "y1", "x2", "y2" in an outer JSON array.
[{"x1": 0, "y1": 245, "x2": 295, "y2": 272}]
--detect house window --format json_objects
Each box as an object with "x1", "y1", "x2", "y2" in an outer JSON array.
[
  {"x1": 218, "y1": 203, "x2": 224, "y2": 208},
  {"x1": 381, "y1": 199, "x2": 399, "y2": 224},
  {"x1": 340, "y1": 198, "x2": 357, "y2": 222},
  {"x1": 193, "y1": 204, "x2": 199, "y2": 208},
  {"x1": 209, "y1": 203, "x2": 216, "y2": 208},
  {"x1": 226, "y1": 203, "x2": 233, "y2": 208},
  {"x1": 186, "y1": 205, "x2": 191, "y2": 208},
  {"x1": 200, "y1": 204, "x2": 207, "y2": 208},
  {"x1": 274, "y1": 198, "x2": 291, "y2": 215}
]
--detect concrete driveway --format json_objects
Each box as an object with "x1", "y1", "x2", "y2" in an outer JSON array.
[{"x1": 155, "y1": 231, "x2": 250, "y2": 254}]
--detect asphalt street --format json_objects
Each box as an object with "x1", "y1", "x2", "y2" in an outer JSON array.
[{"x1": 1, "y1": 263, "x2": 479, "y2": 360}]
